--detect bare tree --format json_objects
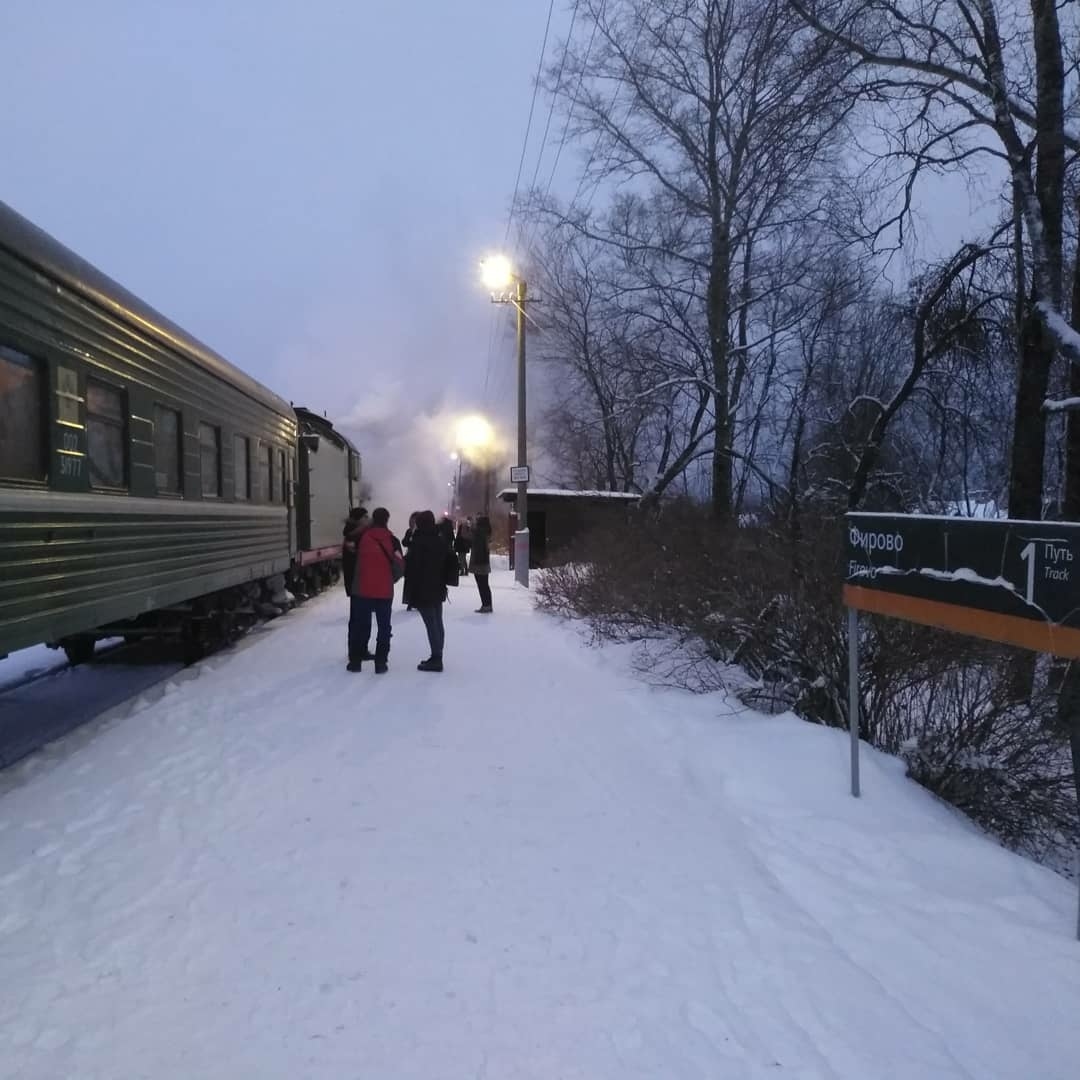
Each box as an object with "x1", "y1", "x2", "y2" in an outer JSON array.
[
  {"x1": 791, "y1": 0, "x2": 1080, "y2": 518},
  {"x1": 846, "y1": 236, "x2": 1006, "y2": 507},
  {"x1": 528, "y1": 225, "x2": 653, "y2": 491},
  {"x1": 536, "y1": 0, "x2": 856, "y2": 517},
  {"x1": 792, "y1": 0, "x2": 1080, "y2": 805}
]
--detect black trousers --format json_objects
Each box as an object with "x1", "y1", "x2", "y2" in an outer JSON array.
[
  {"x1": 417, "y1": 604, "x2": 445, "y2": 659},
  {"x1": 349, "y1": 597, "x2": 392, "y2": 661},
  {"x1": 475, "y1": 574, "x2": 492, "y2": 609}
]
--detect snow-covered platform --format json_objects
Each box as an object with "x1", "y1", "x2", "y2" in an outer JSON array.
[{"x1": 1, "y1": 572, "x2": 1078, "y2": 1078}]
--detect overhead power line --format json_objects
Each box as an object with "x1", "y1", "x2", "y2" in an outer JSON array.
[
  {"x1": 543, "y1": 0, "x2": 603, "y2": 204},
  {"x1": 570, "y1": 2, "x2": 649, "y2": 217},
  {"x1": 485, "y1": 0, "x2": 559, "y2": 409},
  {"x1": 503, "y1": 0, "x2": 558, "y2": 250},
  {"x1": 517, "y1": 0, "x2": 603, "y2": 260},
  {"x1": 526, "y1": 0, "x2": 582, "y2": 207}
]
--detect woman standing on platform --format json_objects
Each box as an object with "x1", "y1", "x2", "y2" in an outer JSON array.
[
  {"x1": 404, "y1": 510, "x2": 459, "y2": 672},
  {"x1": 470, "y1": 515, "x2": 493, "y2": 614}
]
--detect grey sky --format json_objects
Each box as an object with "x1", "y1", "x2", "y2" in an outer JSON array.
[
  {"x1": 4, "y1": 1, "x2": 998, "y2": 521},
  {"x1": 4, "y1": 0, "x2": 566, "y2": 520}
]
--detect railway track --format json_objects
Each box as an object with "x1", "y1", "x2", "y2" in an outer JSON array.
[{"x1": 0, "y1": 641, "x2": 185, "y2": 769}]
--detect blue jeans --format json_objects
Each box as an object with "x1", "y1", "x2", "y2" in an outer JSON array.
[{"x1": 349, "y1": 597, "x2": 392, "y2": 662}]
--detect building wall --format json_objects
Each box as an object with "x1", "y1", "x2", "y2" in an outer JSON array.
[{"x1": 523, "y1": 498, "x2": 639, "y2": 566}]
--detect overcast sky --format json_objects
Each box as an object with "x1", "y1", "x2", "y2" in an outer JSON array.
[
  {"x1": 4, "y1": 0, "x2": 569, "y2": 520},
  {"x1": 3, "y1": 1, "x2": 999, "y2": 522}
]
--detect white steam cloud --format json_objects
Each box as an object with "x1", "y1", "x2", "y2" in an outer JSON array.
[{"x1": 335, "y1": 381, "x2": 509, "y2": 533}]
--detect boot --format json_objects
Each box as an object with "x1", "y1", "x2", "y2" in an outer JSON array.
[
  {"x1": 475, "y1": 605, "x2": 493, "y2": 614},
  {"x1": 374, "y1": 642, "x2": 389, "y2": 675},
  {"x1": 347, "y1": 643, "x2": 373, "y2": 670},
  {"x1": 417, "y1": 656, "x2": 443, "y2": 673}
]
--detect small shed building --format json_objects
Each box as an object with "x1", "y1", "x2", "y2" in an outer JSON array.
[{"x1": 497, "y1": 488, "x2": 641, "y2": 568}]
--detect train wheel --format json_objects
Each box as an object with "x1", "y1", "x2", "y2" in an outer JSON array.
[
  {"x1": 61, "y1": 637, "x2": 96, "y2": 666},
  {"x1": 181, "y1": 623, "x2": 207, "y2": 667}
]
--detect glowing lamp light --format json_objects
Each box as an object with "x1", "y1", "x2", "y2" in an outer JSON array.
[
  {"x1": 480, "y1": 254, "x2": 515, "y2": 291},
  {"x1": 456, "y1": 414, "x2": 495, "y2": 453}
]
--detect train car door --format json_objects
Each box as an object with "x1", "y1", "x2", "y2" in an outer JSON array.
[{"x1": 287, "y1": 451, "x2": 297, "y2": 557}]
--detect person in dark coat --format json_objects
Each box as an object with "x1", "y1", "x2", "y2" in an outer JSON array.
[
  {"x1": 404, "y1": 510, "x2": 459, "y2": 672},
  {"x1": 454, "y1": 518, "x2": 473, "y2": 576},
  {"x1": 348, "y1": 506, "x2": 403, "y2": 674},
  {"x1": 437, "y1": 515, "x2": 455, "y2": 550},
  {"x1": 341, "y1": 506, "x2": 368, "y2": 597},
  {"x1": 401, "y1": 512, "x2": 420, "y2": 609},
  {"x1": 469, "y1": 515, "x2": 493, "y2": 613}
]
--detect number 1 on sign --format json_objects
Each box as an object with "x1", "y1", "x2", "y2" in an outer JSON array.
[{"x1": 1020, "y1": 542, "x2": 1036, "y2": 605}]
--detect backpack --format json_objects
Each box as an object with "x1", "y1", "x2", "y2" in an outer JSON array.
[{"x1": 443, "y1": 545, "x2": 460, "y2": 588}]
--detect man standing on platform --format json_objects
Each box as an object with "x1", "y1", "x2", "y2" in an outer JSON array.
[{"x1": 348, "y1": 506, "x2": 403, "y2": 674}]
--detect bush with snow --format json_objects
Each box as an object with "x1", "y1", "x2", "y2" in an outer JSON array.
[{"x1": 536, "y1": 508, "x2": 1078, "y2": 870}]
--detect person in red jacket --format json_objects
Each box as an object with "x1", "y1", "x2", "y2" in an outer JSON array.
[{"x1": 348, "y1": 506, "x2": 403, "y2": 674}]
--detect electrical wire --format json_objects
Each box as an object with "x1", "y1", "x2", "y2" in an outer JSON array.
[
  {"x1": 542, "y1": 0, "x2": 603, "y2": 205},
  {"x1": 525, "y1": 0, "x2": 582, "y2": 208},
  {"x1": 569, "y1": 2, "x2": 649, "y2": 217},
  {"x1": 517, "y1": 0, "x2": 605, "y2": 260},
  {"x1": 503, "y1": 0, "x2": 558, "y2": 250},
  {"x1": 483, "y1": 0, "x2": 559, "y2": 410}
]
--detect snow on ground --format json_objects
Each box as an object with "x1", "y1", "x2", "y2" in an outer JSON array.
[
  {"x1": 0, "y1": 644, "x2": 66, "y2": 691},
  {"x1": 1, "y1": 572, "x2": 1079, "y2": 1079}
]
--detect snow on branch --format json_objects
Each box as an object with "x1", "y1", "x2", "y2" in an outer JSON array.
[
  {"x1": 1035, "y1": 301, "x2": 1080, "y2": 366},
  {"x1": 1042, "y1": 396, "x2": 1080, "y2": 414}
]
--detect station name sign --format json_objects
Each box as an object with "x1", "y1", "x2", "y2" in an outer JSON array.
[{"x1": 843, "y1": 512, "x2": 1080, "y2": 658}]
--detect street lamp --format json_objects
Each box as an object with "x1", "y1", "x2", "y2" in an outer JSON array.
[
  {"x1": 480, "y1": 254, "x2": 529, "y2": 587},
  {"x1": 453, "y1": 415, "x2": 496, "y2": 514}
]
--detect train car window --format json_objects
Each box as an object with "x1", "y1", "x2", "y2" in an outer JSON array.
[
  {"x1": 0, "y1": 345, "x2": 46, "y2": 481},
  {"x1": 199, "y1": 423, "x2": 221, "y2": 497},
  {"x1": 152, "y1": 405, "x2": 182, "y2": 493},
  {"x1": 86, "y1": 379, "x2": 127, "y2": 488},
  {"x1": 266, "y1": 444, "x2": 274, "y2": 502},
  {"x1": 278, "y1": 449, "x2": 286, "y2": 504},
  {"x1": 234, "y1": 435, "x2": 250, "y2": 500}
]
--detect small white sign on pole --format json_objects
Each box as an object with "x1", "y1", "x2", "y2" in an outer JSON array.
[{"x1": 510, "y1": 465, "x2": 530, "y2": 484}]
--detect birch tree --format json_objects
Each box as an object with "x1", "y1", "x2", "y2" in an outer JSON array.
[{"x1": 791, "y1": 0, "x2": 1079, "y2": 518}]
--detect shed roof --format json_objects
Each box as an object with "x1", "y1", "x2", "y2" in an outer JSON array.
[{"x1": 497, "y1": 488, "x2": 640, "y2": 502}]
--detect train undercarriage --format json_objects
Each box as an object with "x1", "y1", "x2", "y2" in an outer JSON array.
[{"x1": 52, "y1": 558, "x2": 343, "y2": 667}]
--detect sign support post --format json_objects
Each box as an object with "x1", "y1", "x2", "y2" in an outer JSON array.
[{"x1": 848, "y1": 607, "x2": 861, "y2": 798}]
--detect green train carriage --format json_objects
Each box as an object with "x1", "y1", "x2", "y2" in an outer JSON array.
[{"x1": 0, "y1": 200, "x2": 303, "y2": 663}]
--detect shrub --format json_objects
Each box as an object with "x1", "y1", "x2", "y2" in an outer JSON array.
[{"x1": 536, "y1": 505, "x2": 1078, "y2": 866}]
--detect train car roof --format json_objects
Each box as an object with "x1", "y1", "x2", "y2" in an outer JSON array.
[
  {"x1": 293, "y1": 406, "x2": 360, "y2": 454},
  {"x1": 0, "y1": 200, "x2": 295, "y2": 420}
]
